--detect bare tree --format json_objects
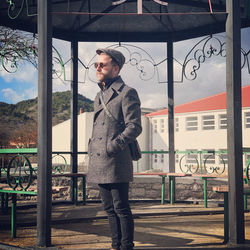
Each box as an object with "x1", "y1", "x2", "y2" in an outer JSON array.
[
  {"x1": 10, "y1": 121, "x2": 38, "y2": 148},
  {"x1": 0, "y1": 26, "x2": 38, "y2": 73}
]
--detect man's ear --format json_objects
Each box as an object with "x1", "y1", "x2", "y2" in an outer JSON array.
[{"x1": 115, "y1": 64, "x2": 120, "y2": 74}]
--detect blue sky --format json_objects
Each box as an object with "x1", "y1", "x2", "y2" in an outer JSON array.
[{"x1": 0, "y1": 27, "x2": 249, "y2": 108}]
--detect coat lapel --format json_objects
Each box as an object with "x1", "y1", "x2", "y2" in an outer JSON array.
[
  {"x1": 104, "y1": 78, "x2": 125, "y2": 104},
  {"x1": 93, "y1": 77, "x2": 125, "y2": 121}
]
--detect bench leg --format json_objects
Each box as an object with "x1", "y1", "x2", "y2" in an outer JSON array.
[
  {"x1": 161, "y1": 176, "x2": 166, "y2": 205},
  {"x1": 244, "y1": 194, "x2": 247, "y2": 210},
  {"x1": 169, "y1": 176, "x2": 176, "y2": 204},
  {"x1": 11, "y1": 193, "x2": 17, "y2": 238},
  {"x1": 82, "y1": 176, "x2": 86, "y2": 205},
  {"x1": 203, "y1": 178, "x2": 208, "y2": 208},
  {"x1": 224, "y1": 192, "x2": 229, "y2": 244}
]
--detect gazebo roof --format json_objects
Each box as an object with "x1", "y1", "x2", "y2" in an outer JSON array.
[{"x1": 1, "y1": 0, "x2": 249, "y2": 42}]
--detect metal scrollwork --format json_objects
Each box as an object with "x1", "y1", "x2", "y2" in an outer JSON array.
[
  {"x1": 179, "y1": 153, "x2": 199, "y2": 174},
  {"x1": 52, "y1": 46, "x2": 66, "y2": 80},
  {"x1": 83, "y1": 43, "x2": 160, "y2": 84},
  {"x1": 52, "y1": 154, "x2": 68, "y2": 174},
  {"x1": 203, "y1": 153, "x2": 226, "y2": 175},
  {"x1": 182, "y1": 35, "x2": 226, "y2": 81},
  {"x1": 242, "y1": 48, "x2": 250, "y2": 74},
  {"x1": 7, "y1": 154, "x2": 34, "y2": 191},
  {"x1": 0, "y1": 29, "x2": 65, "y2": 79},
  {"x1": 7, "y1": 0, "x2": 37, "y2": 20},
  {"x1": 181, "y1": 35, "x2": 249, "y2": 81}
]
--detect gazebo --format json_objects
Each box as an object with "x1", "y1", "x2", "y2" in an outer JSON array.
[{"x1": 1, "y1": 0, "x2": 250, "y2": 247}]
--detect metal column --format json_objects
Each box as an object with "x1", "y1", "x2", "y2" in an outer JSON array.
[
  {"x1": 226, "y1": 0, "x2": 245, "y2": 244},
  {"x1": 37, "y1": 0, "x2": 52, "y2": 247},
  {"x1": 70, "y1": 41, "x2": 78, "y2": 204},
  {"x1": 167, "y1": 41, "x2": 175, "y2": 173}
]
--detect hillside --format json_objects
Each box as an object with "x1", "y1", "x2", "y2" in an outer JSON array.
[{"x1": 0, "y1": 91, "x2": 94, "y2": 147}]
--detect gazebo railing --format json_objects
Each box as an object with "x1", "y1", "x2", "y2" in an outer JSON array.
[{"x1": 1, "y1": 148, "x2": 250, "y2": 178}]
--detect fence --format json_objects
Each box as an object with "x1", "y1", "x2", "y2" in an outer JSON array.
[{"x1": 1, "y1": 149, "x2": 250, "y2": 179}]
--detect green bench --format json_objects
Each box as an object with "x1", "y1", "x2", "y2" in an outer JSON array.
[
  {"x1": 0, "y1": 154, "x2": 86, "y2": 238},
  {"x1": 134, "y1": 172, "x2": 228, "y2": 207},
  {"x1": 213, "y1": 185, "x2": 250, "y2": 243},
  {"x1": 134, "y1": 172, "x2": 191, "y2": 205}
]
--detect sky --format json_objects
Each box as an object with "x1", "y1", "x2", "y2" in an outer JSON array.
[{"x1": 0, "y1": 27, "x2": 249, "y2": 109}]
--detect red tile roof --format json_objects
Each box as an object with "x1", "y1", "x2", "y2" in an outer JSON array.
[{"x1": 146, "y1": 84, "x2": 250, "y2": 117}]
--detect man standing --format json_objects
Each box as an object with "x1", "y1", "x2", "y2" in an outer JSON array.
[{"x1": 87, "y1": 48, "x2": 142, "y2": 250}]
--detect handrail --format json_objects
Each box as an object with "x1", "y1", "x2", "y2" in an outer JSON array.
[
  {"x1": 0, "y1": 148, "x2": 249, "y2": 154},
  {"x1": 1, "y1": 148, "x2": 250, "y2": 176}
]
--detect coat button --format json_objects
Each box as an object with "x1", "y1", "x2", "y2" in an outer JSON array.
[
  {"x1": 90, "y1": 153, "x2": 93, "y2": 156},
  {"x1": 98, "y1": 137, "x2": 102, "y2": 140},
  {"x1": 97, "y1": 153, "x2": 100, "y2": 156},
  {"x1": 102, "y1": 122, "x2": 105, "y2": 125}
]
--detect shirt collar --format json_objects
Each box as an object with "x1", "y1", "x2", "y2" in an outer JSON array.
[{"x1": 98, "y1": 76, "x2": 120, "y2": 91}]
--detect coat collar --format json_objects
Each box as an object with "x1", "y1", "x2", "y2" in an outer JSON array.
[{"x1": 94, "y1": 76, "x2": 125, "y2": 115}]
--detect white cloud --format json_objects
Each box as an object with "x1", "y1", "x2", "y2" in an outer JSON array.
[
  {"x1": 1, "y1": 87, "x2": 37, "y2": 104},
  {"x1": 0, "y1": 63, "x2": 37, "y2": 83},
  {"x1": 2, "y1": 88, "x2": 25, "y2": 103}
]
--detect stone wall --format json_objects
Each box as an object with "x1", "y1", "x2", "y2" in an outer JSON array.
[
  {"x1": 86, "y1": 176, "x2": 227, "y2": 201},
  {"x1": 16, "y1": 176, "x2": 227, "y2": 203}
]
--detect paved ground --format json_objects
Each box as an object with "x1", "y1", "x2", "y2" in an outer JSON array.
[{"x1": 1, "y1": 201, "x2": 250, "y2": 250}]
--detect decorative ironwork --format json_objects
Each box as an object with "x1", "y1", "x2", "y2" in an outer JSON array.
[
  {"x1": 7, "y1": 0, "x2": 37, "y2": 20},
  {"x1": 1, "y1": 27, "x2": 249, "y2": 84},
  {"x1": 7, "y1": 154, "x2": 34, "y2": 191},
  {"x1": 181, "y1": 35, "x2": 250, "y2": 81},
  {"x1": 69, "y1": 43, "x2": 166, "y2": 84},
  {"x1": 177, "y1": 150, "x2": 226, "y2": 175},
  {"x1": 203, "y1": 153, "x2": 226, "y2": 175},
  {"x1": 0, "y1": 28, "x2": 65, "y2": 79},
  {"x1": 242, "y1": 48, "x2": 250, "y2": 74},
  {"x1": 52, "y1": 154, "x2": 68, "y2": 174},
  {"x1": 181, "y1": 35, "x2": 226, "y2": 81},
  {"x1": 179, "y1": 153, "x2": 199, "y2": 174},
  {"x1": 244, "y1": 158, "x2": 250, "y2": 186}
]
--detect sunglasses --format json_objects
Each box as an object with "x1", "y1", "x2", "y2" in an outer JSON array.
[{"x1": 94, "y1": 62, "x2": 109, "y2": 69}]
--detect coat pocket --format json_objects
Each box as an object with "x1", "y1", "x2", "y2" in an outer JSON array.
[{"x1": 106, "y1": 139, "x2": 121, "y2": 157}]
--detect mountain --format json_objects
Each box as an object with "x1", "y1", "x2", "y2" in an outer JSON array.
[{"x1": 0, "y1": 91, "x2": 94, "y2": 147}]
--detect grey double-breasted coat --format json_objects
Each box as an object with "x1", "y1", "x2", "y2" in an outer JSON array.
[{"x1": 87, "y1": 76, "x2": 142, "y2": 184}]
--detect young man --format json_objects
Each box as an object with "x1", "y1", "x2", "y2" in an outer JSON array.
[{"x1": 87, "y1": 48, "x2": 142, "y2": 250}]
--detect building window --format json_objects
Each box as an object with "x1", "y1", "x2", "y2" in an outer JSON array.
[
  {"x1": 185, "y1": 149, "x2": 198, "y2": 164},
  {"x1": 161, "y1": 150, "x2": 164, "y2": 163},
  {"x1": 154, "y1": 150, "x2": 157, "y2": 163},
  {"x1": 202, "y1": 115, "x2": 215, "y2": 130},
  {"x1": 175, "y1": 153, "x2": 179, "y2": 163},
  {"x1": 219, "y1": 149, "x2": 228, "y2": 165},
  {"x1": 175, "y1": 118, "x2": 179, "y2": 132},
  {"x1": 160, "y1": 119, "x2": 165, "y2": 133},
  {"x1": 186, "y1": 116, "x2": 198, "y2": 131},
  {"x1": 219, "y1": 114, "x2": 227, "y2": 129},
  {"x1": 153, "y1": 120, "x2": 157, "y2": 133},
  {"x1": 245, "y1": 112, "x2": 250, "y2": 128}
]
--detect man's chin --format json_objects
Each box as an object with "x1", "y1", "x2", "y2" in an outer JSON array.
[{"x1": 97, "y1": 76, "x2": 104, "y2": 82}]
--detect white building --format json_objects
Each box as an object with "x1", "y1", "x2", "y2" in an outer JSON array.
[
  {"x1": 52, "y1": 85, "x2": 250, "y2": 174},
  {"x1": 146, "y1": 84, "x2": 250, "y2": 174}
]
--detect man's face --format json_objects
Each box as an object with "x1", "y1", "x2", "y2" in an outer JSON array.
[{"x1": 96, "y1": 53, "x2": 119, "y2": 82}]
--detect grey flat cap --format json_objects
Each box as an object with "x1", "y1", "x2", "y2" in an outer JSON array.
[{"x1": 96, "y1": 48, "x2": 125, "y2": 69}]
